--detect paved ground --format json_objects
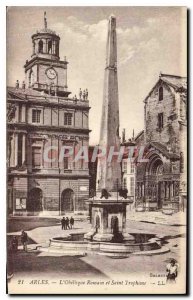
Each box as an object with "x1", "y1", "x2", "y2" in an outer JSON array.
[
  {"x1": 7, "y1": 212, "x2": 186, "y2": 293},
  {"x1": 7, "y1": 217, "x2": 61, "y2": 233},
  {"x1": 127, "y1": 210, "x2": 187, "y2": 226}
]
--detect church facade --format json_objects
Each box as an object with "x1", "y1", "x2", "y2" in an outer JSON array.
[
  {"x1": 135, "y1": 74, "x2": 187, "y2": 213},
  {"x1": 7, "y1": 14, "x2": 90, "y2": 216}
]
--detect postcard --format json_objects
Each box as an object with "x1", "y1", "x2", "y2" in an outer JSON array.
[{"x1": 7, "y1": 6, "x2": 187, "y2": 294}]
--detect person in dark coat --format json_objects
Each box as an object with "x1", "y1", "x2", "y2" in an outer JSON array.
[
  {"x1": 21, "y1": 230, "x2": 28, "y2": 251},
  {"x1": 66, "y1": 217, "x2": 70, "y2": 229},
  {"x1": 11, "y1": 236, "x2": 18, "y2": 252},
  {"x1": 70, "y1": 217, "x2": 74, "y2": 229},
  {"x1": 7, "y1": 239, "x2": 14, "y2": 279},
  {"x1": 61, "y1": 217, "x2": 65, "y2": 230},
  {"x1": 64, "y1": 217, "x2": 68, "y2": 230}
]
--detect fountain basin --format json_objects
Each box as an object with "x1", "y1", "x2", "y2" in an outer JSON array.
[{"x1": 38, "y1": 232, "x2": 167, "y2": 258}]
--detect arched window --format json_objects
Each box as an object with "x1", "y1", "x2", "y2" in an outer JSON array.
[
  {"x1": 32, "y1": 41, "x2": 35, "y2": 54},
  {"x1": 29, "y1": 70, "x2": 34, "y2": 87},
  {"x1": 56, "y1": 42, "x2": 59, "y2": 56},
  {"x1": 38, "y1": 40, "x2": 43, "y2": 53},
  {"x1": 159, "y1": 86, "x2": 163, "y2": 101},
  {"x1": 48, "y1": 40, "x2": 52, "y2": 54}
]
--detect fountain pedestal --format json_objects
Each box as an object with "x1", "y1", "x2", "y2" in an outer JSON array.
[{"x1": 84, "y1": 196, "x2": 134, "y2": 242}]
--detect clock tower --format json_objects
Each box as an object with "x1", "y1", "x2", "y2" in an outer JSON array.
[{"x1": 24, "y1": 12, "x2": 70, "y2": 97}]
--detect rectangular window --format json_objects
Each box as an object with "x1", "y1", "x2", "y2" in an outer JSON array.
[
  {"x1": 64, "y1": 113, "x2": 73, "y2": 126},
  {"x1": 123, "y1": 178, "x2": 127, "y2": 189},
  {"x1": 32, "y1": 147, "x2": 41, "y2": 167},
  {"x1": 123, "y1": 161, "x2": 127, "y2": 173},
  {"x1": 130, "y1": 177, "x2": 135, "y2": 196},
  {"x1": 64, "y1": 157, "x2": 68, "y2": 169},
  {"x1": 32, "y1": 109, "x2": 41, "y2": 123},
  {"x1": 158, "y1": 113, "x2": 164, "y2": 129},
  {"x1": 17, "y1": 133, "x2": 23, "y2": 167},
  {"x1": 130, "y1": 163, "x2": 135, "y2": 173},
  {"x1": 18, "y1": 104, "x2": 22, "y2": 122},
  {"x1": 16, "y1": 198, "x2": 26, "y2": 210}
]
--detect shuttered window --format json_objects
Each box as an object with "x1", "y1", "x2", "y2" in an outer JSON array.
[
  {"x1": 32, "y1": 147, "x2": 41, "y2": 167},
  {"x1": 64, "y1": 113, "x2": 72, "y2": 125},
  {"x1": 130, "y1": 177, "x2": 135, "y2": 196},
  {"x1": 130, "y1": 163, "x2": 135, "y2": 173},
  {"x1": 123, "y1": 161, "x2": 127, "y2": 173},
  {"x1": 32, "y1": 109, "x2": 41, "y2": 123},
  {"x1": 123, "y1": 178, "x2": 127, "y2": 189}
]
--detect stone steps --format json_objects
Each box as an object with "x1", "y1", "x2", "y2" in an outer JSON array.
[{"x1": 38, "y1": 246, "x2": 86, "y2": 257}]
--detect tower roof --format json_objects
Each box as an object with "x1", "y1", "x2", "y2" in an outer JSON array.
[
  {"x1": 32, "y1": 11, "x2": 59, "y2": 38},
  {"x1": 36, "y1": 27, "x2": 57, "y2": 35},
  {"x1": 160, "y1": 73, "x2": 187, "y2": 90},
  {"x1": 144, "y1": 73, "x2": 187, "y2": 103}
]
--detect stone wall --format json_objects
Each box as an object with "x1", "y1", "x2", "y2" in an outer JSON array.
[{"x1": 11, "y1": 176, "x2": 89, "y2": 215}]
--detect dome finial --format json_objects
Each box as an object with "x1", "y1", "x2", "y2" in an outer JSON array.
[{"x1": 44, "y1": 11, "x2": 47, "y2": 29}]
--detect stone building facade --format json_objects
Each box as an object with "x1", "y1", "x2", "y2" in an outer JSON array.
[
  {"x1": 7, "y1": 15, "x2": 90, "y2": 216},
  {"x1": 135, "y1": 74, "x2": 187, "y2": 212}
]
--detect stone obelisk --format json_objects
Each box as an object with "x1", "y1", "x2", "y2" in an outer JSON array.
[
  {"x1": 97, "y1": 15, "x2": 121, "y2": 193},
  {"x1": 85, "y1": 15, "x2": 134, "y2": 243}
]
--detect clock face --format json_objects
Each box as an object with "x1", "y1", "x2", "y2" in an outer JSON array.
[{"x1": 46, "y1": 68, "x2": 57, "y2": 79}]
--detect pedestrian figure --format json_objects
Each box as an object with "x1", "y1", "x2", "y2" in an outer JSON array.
[
  {"x1": 11, "y1": 236, "x2": 18, "y2": 252},
  {"x1": 21, "y1": 230, "x2": 28, "y2": 252},
  {"x1": 63, "y1": 217, "x2": 68, "y2": 230},
  {"x1": 85, "y1": 89, "x2": 88, "y2": 100},
  {"x1": 166, "y1": 259, "x2": 179, "y2": 283},
  {"x1": 66, "y1": 217, "x2": 70, "y2": 229},
  {"x1": 7, "y1": 240, "x2": 14, "y2": 279},
  {"x1": 79, "y1": 88, "x2": 82, "y2": 99},
  {"x1": 61, "y1": 217, "x2": 65, "y2": 230},
  {"x1": 83, "y1": 90, "x2": 86, "y2": 100},
  {"x1": 70, "y1": 216, "x2": 74, "y2": 229}
]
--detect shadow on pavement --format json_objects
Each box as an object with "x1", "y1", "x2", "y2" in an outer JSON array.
[{"x1": 8, "y1": 251, "x2": 108, "y2": 279}]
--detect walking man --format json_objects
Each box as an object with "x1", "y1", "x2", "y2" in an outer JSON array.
[
  {"x1": 11, "y1": 236, "x2": 18, "y2": 252},
  {"x1": 66, "y1": 217, "x2": 70, "y2": 229},
  {"x1": 61, "y1": 217, "x2": 65, "y2": 230},
  {"x1": 21, "y1": 230, "x2": 28, "y2": 252},
  {"x1": 70, "y1": 216, "x2": 74, "y2": 229}
]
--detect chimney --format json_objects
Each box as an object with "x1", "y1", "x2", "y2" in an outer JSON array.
[
  {"x1": 132, "y1": 129, "x2": 135, "y2": 140},
  {"x1": 15, "y1": 80, "x2": 19, "y2": 89},
  {"x1": 122, "y1": 128, "x2": 126, "y2": 143}
]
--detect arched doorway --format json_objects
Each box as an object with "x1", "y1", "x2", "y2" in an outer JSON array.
[
  {"x1": 61, "y1": 189, "x2": 74, "y2": 214},
  {"x1": 147, "y1": 154, "x2": 164, "y2": 209},
  {"x1": 27, "y1": 188, "x2": 43, "y2": 213}
]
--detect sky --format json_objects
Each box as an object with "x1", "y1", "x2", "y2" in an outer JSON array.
[{"x1": 7, "y1": 6, "x2": 187, "y2": 145}]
